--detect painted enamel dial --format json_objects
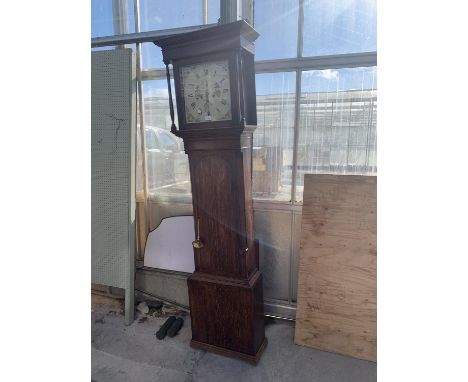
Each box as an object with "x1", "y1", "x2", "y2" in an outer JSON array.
[{"x1": 180, "y1": 60, "x2": 232, "y2": 123}]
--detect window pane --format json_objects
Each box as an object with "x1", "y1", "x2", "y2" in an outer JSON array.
[
  {"x1": 295, "y1": 66, "x2": 377, "y2": 202},
  {"x1": 142, "y1": 43, "x2": 164, "y2": 69},
  {"x1": 208, "y1": 0, "x2": 220, "y2": 24},
  {"x1": 127, "y1": 0, "x2": 135, "y2": 33},
  {"x1": 92, "y1": 0, "x2": 114, "y2": 37},
  {"x1": 139, "y1": 0, "x2": 202, "y2": 32},
  {"x1": 254, "y1": 72, "x2": 296, "y2": 201},
  {"x1": 142, "y1": 80, "x2": 191, "y2": 197},
  {"x1": 139, "y1": 0, "x2": 204, "y2": 69},
  {"x1": 254, "y1": 0, "x2": 299, "y2": 60},
  {"x1": 92, "y1": 0, "x2": 135, "y2": 37},
  {"x1": 303, "y1": 0, "x2": 377, "y2": 56}
]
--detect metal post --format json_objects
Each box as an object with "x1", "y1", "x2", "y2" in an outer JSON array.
[
  {"x1": 345, "y1": 100, "x2": 353, "y2": 172},
  {"x1": 290, "y1": 0, "x2": 304, "y2": 204},
  {"x1": 133, "y1": 0, "x2": 151, "y2": 257},
  {"x1": 365, "y1": 97, "x2": 375, "y2": 171},
  {"x1": 113, "y1": 0, "x2": 128, "y2": 48},
  {"x1": 220, "y1": 0, "x2": 238, "y2": 24},
  {"x1": 202, "y1": 0, "x2": 208, "y2": 24},
  {"x1": 241, "y1": 0, "x2": 254, "y2": 26},
  {"x1": 296, "y1": 0, "x2": 304, "y2": 60},
  {"x1": 288, "y1": 0, "x2": 305, "y2": 307}
]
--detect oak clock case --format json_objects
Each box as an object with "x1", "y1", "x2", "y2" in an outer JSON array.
[{"x1": 153, "y1": 21, "x2": 266, "y2": 365}]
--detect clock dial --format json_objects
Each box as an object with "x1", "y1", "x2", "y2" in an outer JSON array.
[{"x1": 180, "y1": 60, "x2": 232, "y2": 123}]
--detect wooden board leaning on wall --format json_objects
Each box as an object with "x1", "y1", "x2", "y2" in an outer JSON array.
[
  {"x1": 136, "y1": 191, "x2": 147, "y2": 261},
  {"x1": 294, "y1": 174, "x2": 376, "y2": 362}
]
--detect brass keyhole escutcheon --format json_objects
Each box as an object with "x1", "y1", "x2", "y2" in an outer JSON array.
[{"x1": 192, "y1": 218, "x2": 204, "y2": 249}]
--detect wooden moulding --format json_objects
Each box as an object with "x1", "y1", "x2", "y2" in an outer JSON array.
[
  {"x1": 135, "y1": 190, "x2": 147, "y2": 261},
  {"x1": 190, "y1": 337, "x2": 268, "y2": 365},
  {"x1": 294, "y1": 174, "x2": 377, "y2": 362}
]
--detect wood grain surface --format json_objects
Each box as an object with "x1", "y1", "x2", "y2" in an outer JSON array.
[
  {"x1": 136, "y1": 197, "x2": 147, "y2": 261},
  {"x1": 294, "y1": 175, "x2": 376, "y2": 362}
]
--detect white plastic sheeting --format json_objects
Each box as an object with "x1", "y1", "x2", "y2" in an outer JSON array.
[{"x1": 144, "y1": 216, "x2": 196, "y2": 273}]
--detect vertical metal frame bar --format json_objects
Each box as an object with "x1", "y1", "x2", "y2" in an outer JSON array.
[
  {"x1": 296, "y1": 0, "x2": 304, "y2": 59},
  {"x1": 287, "y1": 210, "x2": 294, "y2": 305},
  {"x1": 126, "y1": 52, "x2": 136, "y2": 321},
  {"x1": 133, "y1": 0, "x2": 151, "y2": 254},
  {"x1": 288, "y1": 0, "x2": 305, "y2": 305},
  {"x1": 291, "y1": 0, "x2": 304, "y2": 204},
  {"x1": 345, "y1": 100, "x2": 353, "y2": 169},
  {"x1": 328, "y1": 102, "x2": 335, "y2": 173},
  {"x1": 241, "y1": 0, "x2": 254, "y2": 25},
  {"x1": 112, "y1": 0, "x2": 129, "y2": 43},
  {"x1": 289, "y1": 211, "x2": 298, "y2": 305},
  {"x1": 291, "y1": 72, "x2": 301, "y2": 204},
  {"x1": 220, "y1": 0, "x2": 239, "y2": 23},
  {"x1": 365, "y1": 97, "x2": 375, "y2": 170},
  {"x1": 202, "y1": 0, "x2": 208, "y2": 24}
]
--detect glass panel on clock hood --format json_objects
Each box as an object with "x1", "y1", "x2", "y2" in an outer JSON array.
[{"x1": 180, "y1": 60, "x2": 232, "y2": 123}]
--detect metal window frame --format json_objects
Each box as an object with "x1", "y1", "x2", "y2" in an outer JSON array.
[
  {"x1": 91, "y1": 24, "x2": 217, "y2": 48},
  {"x1": 255, "y1": 52, "x2": 377, "y2": 73},
  {"x1": 91, "y1": 0, "x2": 377, "y2": 318},
  {"x1": 203, "y1": 0, "x2": 208, "y2": 24},
  {"x1": 290, "y1": 0, "x2": 304, "y2": 204},
  {"x1": 132, "y1": 0, "x2": 150, "y2": 242},
  {"x1": 220, "y1": 0, "x2": 239, "y2": 23},
  {"x1": 112, "y1": 0, "x2": 129, "y2": 37}
]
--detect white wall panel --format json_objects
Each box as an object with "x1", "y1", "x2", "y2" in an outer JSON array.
[{"x1": 92, "y1": 48, "x2": 136, "y2": 324}]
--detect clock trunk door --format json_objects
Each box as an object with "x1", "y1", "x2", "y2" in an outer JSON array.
[{"x1": 190, "y1": 151, "x2": 247, "y2": 277}]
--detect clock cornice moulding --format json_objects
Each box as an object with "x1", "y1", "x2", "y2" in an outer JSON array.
[{"x1": 153, "y1": 20, "x2": 259, "y2": 61}]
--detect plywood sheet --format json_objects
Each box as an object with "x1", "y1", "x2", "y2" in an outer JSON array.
[{"x1": 294, "y1": 175, "x2": 376, "y2": 362}]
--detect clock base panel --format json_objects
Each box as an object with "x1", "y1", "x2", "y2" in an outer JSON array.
[{"x1": 187, "y1": 270, "x2": 267, "y2": 363}]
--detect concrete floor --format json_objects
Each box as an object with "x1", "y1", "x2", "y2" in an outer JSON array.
[{"x1": 91, "y1": 297, "x2": 376, "y2": 382}]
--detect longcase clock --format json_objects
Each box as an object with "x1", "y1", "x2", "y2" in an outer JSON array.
[{"x1": 153, "y1": 20, "x2": 266, "y2": 364}]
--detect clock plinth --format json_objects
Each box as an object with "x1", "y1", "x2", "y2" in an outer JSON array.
[
  {"x1": 154, "y1": 21, "x2": 266, "y2": 364},
  {"x1": 188, "y1": 270, "x2": 267, "y2": 364}
]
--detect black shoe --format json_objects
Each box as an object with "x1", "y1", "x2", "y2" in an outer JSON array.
[
  {"x1": 155, "y1": 316, "x2": 176, "y2": 340},
  {"x1": 167, "y1": 317, "x2": 184, "y2": 338}
]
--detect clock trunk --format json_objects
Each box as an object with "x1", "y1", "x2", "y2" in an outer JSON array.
[{"x1": 179, "y1": 126, "x2": 266, "y2": 363}]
